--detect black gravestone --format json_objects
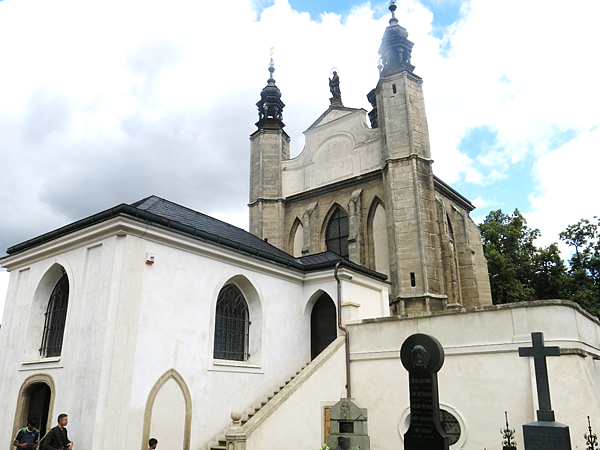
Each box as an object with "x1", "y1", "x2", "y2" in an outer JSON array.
[
  {"x1": 519, "y1": 332, "x2": 571, "y2": 450},
  {"x1": 401, "y1": 333, "x2": 449, "y2": 450}
]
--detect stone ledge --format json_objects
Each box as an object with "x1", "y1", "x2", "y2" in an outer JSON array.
[{"x1": 360, "y1": 299, "x2": 600, "y2": 327}]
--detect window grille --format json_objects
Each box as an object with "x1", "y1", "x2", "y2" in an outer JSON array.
[
  {"x1": 326, "y1": 208, "x2": 349, "y2": 258},
  {"x1": 40, "y1": 274, "x2": 69, "y2": 358},
  {"x1": 213, "y1": 284, "x2": 249, "y2": 361}
]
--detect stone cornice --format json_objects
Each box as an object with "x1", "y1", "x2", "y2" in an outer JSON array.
[
  {"x1": 285, "y1": 170, "x2": 382, "y2": 205},
  {"x1": 247, "y1": 197, "x2": 285, "y2": 207},
  {"x1": 433, "y1": 175, "x2": 474, "y2": 212},
  {"x1": 249, "y1": 127, "x2": 290, "y2": 141}
]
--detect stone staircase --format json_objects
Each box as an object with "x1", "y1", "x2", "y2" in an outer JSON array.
[{"x1": 203, "y1": 363, "x2": 310, "y2": 450}]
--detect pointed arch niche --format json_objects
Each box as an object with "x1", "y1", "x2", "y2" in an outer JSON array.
[
  {"x1": 290, "y1": 218, "x2": 304, "y2": 257},
  {"x1": 142, "y1": 369, "x2": 192, "y2": 450},
  {"x1": 368, "y1": 198, "x2": 390, "y2": 277}
]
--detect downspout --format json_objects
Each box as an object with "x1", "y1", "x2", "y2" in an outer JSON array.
[{"x1": 334, "y1": 262, "x2": 351, "y2": 399}]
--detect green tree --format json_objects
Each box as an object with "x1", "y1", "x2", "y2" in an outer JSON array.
[
  {"x1": 480, "y1": 209, "x2": 568, "y2": 304},
  {"x1": 530, "y1": 243, "x2": 569, "y2": 300},
  {"x1": 480, "y1": 209, "x2": 538, "y2": 304},
  {"x1": 560, "y1": 217, "x2": 600, "y2": 315}
]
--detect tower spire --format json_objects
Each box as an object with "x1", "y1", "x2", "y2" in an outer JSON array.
[
  {"x1": 256, "y1": 48, "x2": 285, "y2": 130},
  {"x1": 378, "y1": 1, "x2": 415, "y2": 76}
]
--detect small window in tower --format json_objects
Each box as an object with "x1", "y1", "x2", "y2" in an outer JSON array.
[
  {"x1": 392, "y1": 84, "x2": 397, "y2": 94},
  {"x1": 410, "y1": 272, "x2": 416, "y2": 287}
]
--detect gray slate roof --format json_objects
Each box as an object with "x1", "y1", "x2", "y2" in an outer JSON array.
[
  {"x1": 5, "y1": 195, "x2": 387, "y2": 281},
  {"x1": 130, "y1": 195, "x2": 293, "y2": 261}
]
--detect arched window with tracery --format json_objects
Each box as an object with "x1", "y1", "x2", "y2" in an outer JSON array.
[
  {"x1": 40, "y1": 274, "x2": 69, "y2": 358},
  {"x1": 326, "y1": 208, "x2": 349, "y2": 258},
  {"x1": 213, "y1": 284, "x2": 249, "y2": 361}
]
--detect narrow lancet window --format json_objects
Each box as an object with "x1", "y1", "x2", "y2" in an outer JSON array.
[
  {"x1": 40, "y1": 274, "x2": 69, "y2": 357},
  {"x1": 326, "y1": 208, "x2": 349, "y2": 258}
]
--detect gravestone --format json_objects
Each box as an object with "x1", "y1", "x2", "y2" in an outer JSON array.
[
  {"x1": 326, "y1": 398, "x2": 370, "y2": 450},
  {"x1": 400, "y1": 333, "x2": 449, "y2": 450},
  {"x1": 518, "y1": 332, "x2": 571, "y2": 450}
]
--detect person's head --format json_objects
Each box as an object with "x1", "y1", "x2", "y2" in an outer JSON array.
[
  {"x1": 27, "y1": 417, "x2": 38, "y2": 430},
  {"x1": 57, "y1": 414, "x2": 68, "y2": 427},
  {"x1": 149, "y1": 438, "x2": 158, "y2": 449}
]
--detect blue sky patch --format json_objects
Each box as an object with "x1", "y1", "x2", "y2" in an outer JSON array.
[
  {"x1": 421, "y1": 0, "x2": 464, "y2": 39},
  {"x1": 548, "y1": 127, "x2": 579, "y2": 150},
  {"x1": 455, "y1": 125, "x2": 536, "y2": 215},
  {"x1": 458, "y1": 125, "x2": 498, "y2": 160},
  {"x1": 257, "y1": 0, "x2": 466, "y2": 30}
]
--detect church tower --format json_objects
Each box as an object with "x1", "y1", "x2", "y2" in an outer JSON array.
[
  {"x1": 249, "y1": 5, "x2": 492, "y2": 314},
  {"x1": 249, "y1": 59, "x2": 289, "y2": 249},
  {"x1": 374, "y1": 2, "x2": 444, "y2": 312}
]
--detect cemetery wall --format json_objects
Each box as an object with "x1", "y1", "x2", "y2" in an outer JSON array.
[{"x1": 347, "y1": 301, "x2": 600, "y2": 450}]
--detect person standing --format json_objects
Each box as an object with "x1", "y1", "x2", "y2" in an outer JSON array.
[
  {"x1": 148, "y1": 438, "x2": 158, "y2": 449},
  {"x1": 41, "y1": 414, "x2": 73, "y2": 450},
  {"x1": 13, "y1": 417, "x2": 40, "y2": 449}
]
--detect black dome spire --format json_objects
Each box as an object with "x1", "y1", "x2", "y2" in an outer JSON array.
[
  {"x1": 378, "y1": 1, "x2": 415, "y2": 76},
  {"x1": 256, "y1": 57, "x2": 285, "y2": 130}
]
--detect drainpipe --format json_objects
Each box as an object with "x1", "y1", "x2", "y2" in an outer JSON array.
[{"x1": 334, "y1": 262, "x2": 351, "y2": 399}]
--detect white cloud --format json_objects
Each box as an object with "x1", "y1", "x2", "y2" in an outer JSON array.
[
  {"x1": 0, "y1": 0, "x2": 599, "y2": 308},
  {"x1": 526, "y1": 126, "x2": 600, "y2": 253}
]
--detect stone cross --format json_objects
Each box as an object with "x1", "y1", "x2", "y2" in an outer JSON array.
[{"x1": 518, "y1": 332, "x2": 560, "y2": 422}]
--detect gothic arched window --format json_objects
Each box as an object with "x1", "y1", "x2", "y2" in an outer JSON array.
[
  {"x1": 326, "y1": 208, "x2": 349, "y2": 258},
  {"x1": 40, "y1": 274, "x2": 69, "y2": 358},
  {"x1": 213, "y1": 284, "x2": 249, "y2": 361}
]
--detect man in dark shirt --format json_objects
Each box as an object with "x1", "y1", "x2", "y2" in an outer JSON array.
[
  {"x1": 41, "y1": 414, "x2": 73, "y2": 450},
  {"x1": 13, "y1": 417, "x2": 40, "y2": 449}
]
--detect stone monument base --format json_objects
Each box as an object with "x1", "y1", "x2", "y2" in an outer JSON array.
[{"x1": 523, "y1": 421, "x2": 571, "y2": 450}]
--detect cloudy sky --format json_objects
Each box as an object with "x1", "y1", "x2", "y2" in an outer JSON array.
[{"x1": 0, "y1": 0, "x2": 599, "y2": 320}]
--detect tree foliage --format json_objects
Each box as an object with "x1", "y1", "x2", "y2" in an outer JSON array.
[
  {"x1": 480, "y1": 210, "x2": 600, "y2": 316},
  {"x1": 559, "y1": 217, "x2": 600, "y2": 316},
  {"x1": 480, "y1": 209, "x2": 566, "y2": 304}
]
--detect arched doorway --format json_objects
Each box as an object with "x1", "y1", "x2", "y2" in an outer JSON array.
[
  {"x1": 13, "y1": 376, "x2": 55, "y2": 440},
  {"x1": 310, "y1": 293, "x2": 337, "y2": 360},
  {"x1": 25, "y1": 383, "x2": 51, "y2": 435}
]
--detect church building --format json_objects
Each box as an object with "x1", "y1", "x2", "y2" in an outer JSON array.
[
  {"x1": 1, "y1": 5, "x2": 600, "y2": 450},
  {"x1": 249, "y1": 3, "x2": 491, "y2": 315}
]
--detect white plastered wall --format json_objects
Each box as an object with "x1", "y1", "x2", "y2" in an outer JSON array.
[{"x1": 347, "y1": 302, "x2": 600, "y2": 450}]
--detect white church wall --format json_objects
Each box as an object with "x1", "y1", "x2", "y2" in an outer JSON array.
[
  {"x1": 123, "y1": 235, "x2": 318, "y2": 449},
  {"x1": 302, "y1": 268, "x2": 390, "y2": 323},
  {"x1": 347, "y1": 301, "x2": 600, "y2": 450},
  {"x1": 0, "y1": 231, "x2": 134, "y2": 450},
  {"x1": 0, "y1": 219, "x2": 316, "y2": 450}
]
